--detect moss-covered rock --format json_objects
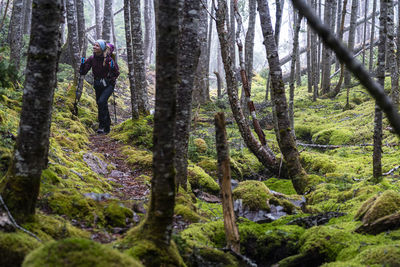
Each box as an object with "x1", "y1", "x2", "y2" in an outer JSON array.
[
  {"x1": 187, "y1": 164, "x2": 220, "y2": 195},
  {"x1": 0, "y1": 232, "x2": 41, "y2": 267},
  {"x1": 300, "y1": 152, "x2": 336, "y2": 174},
  {"x1": 23, "y1": 238, "x2": 143, "y2": 267},
  {"x1": 121, "y1": 146, "x2": 153, "y2": 171},
  {"x1": 264, "y1": 178, "x2": 297, "y2": 195},
  {"x1": 356, "y1": 244, "x2": 400, "y2": 266},
  {"x1": 233, "y1": 180, "x2": 272, "y2": 211},
  {"x1": 22, "y1": 213, "x2": 90, "y2": 241},
  {"x1": 104, "y1": 201, "x2": 134, "y2": 228},
  {"x1": 110, "y1": 116, "x2": 153, "y2": 149},
  {"x1": 239, "y1": 220, "x2": 305, "y2": 266},
  {"x1": 114, "y1": 225, "x2": 186, "y2": 267},
  {"x1": 355, "y1": 190, "x2": 400, "y2": 224},
  {"x1": 193, "y1": 138, "x2": 208, "y2": 153}
]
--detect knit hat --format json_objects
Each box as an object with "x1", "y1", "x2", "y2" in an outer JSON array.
[
  {"x1": 107, "y1": 43, "x2": 115, "y2": 54},
  {"x1": 96, "y1": 39, "x2": 107, "y2": 51}
]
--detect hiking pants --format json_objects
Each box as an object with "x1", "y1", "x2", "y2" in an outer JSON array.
[{"x1": 94, "y1": 79, "x2": 114, "y2": 132}]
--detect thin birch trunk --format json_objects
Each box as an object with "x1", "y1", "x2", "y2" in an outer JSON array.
[
  {"x1": 123, "y1": 0, "x2": 139, "y2": 119},
  {"x1": 94, "y1": 0, "x2": 101, "y2": 39},
  {"x1": 174, "y1": 0, "x2": 200, "y2": 190},
  {"x1": 369, "y1": 0, "x2": 377, "y2": 73},
  {"x1": 131, "y1": 0, "x2": 149, "y2": 115},
  {"x1": 362, "y1": 0, "x2": 369, "y2": 65},
  {"x1": 66, "y1": 0, "x2": 80, "y2": 83},
  {"x1": 75, "y1": 0, "x2": 85, "y2": 49},
  {"x1": 258, "y1": 0, "x2": 308, "y2": 194},
  {"x1": 344, "y1": 0, "x2": 359, "y2": 88},
  {"x1": 9, "y1": 0, "x2": 24, "y2": 71},
  {"x1": 102, "y1": 0, "x2": 112, "y2": 41},
  {"x1": 387, "y1": 0, "x2": 399, "y2": 105},
  {"x1": 320, "y1": 0, "x2": 333, "y2": 95}
]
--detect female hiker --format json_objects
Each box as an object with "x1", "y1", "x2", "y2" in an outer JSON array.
[{"x1": 80, "y1": 39, "x2": 120, "y2": 134}]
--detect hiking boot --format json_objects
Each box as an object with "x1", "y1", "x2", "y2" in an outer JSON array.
[{"x1": 97, "y1": 128, "x2": 105, "y2": 134}]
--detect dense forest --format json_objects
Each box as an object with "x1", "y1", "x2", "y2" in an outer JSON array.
[{"x1": 1, "y1": 0, "x2": 400, "y2": 266}]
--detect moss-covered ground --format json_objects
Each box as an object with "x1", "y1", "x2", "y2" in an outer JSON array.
[{"x1": 1, "y1": 48, "x2": 400, "y2": 266}]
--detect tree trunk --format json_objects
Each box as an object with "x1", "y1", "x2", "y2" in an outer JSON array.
[
  {"x1": 335, "y1": 0, "x2": 342, "y2": 71},
  {"x1": 66, "y1": 0, "x2": 80, "y2": 83},
  {"x1": 75, "y1": 0, "x2": 85, "y2": 49},
  {"x1": 344, "y1": 0, "x2": 359, "y2": 88},
  {"x1": 240, "y1": 0, "x2": 256, "y2": 116},
  {"x1": 174, "y1": 0, "x2": 200, "y2": 190},
  {"x1": 362, "y1": 0, "x2": 369, "y2": 65},
  {"x1": 215, "y1": 112, "x2": 240, "y2": 254},
  {"x1": 123, "y1": 0, "x2": 139, "y2": 120},
  {"x1": 131, "y1": 0, "x2": 149, "y2": 115},
  {"x1": 192, "y1": 5, "x2": 209, "y2": 104},
  {"x1": 311, "y1": 0, "x2": 319, "y2": 101},
  {"x1": 8, "y1": 0, "x2": 24, "y2": 71},
  {"x1": 23, "y1": 0, "x2": 32, "y2": 35},
  {"x1": 265, "y1": 0, "x2": 284, "y2": 101},
  {"x1": 102, "y1": 0, "x2": 112, "y2": 41},
  {"x1": 320, "y1": 0, "x2": 332, "y2": 95},
  {"x1": 94, "y1": 0, "x2": 102, "y2": 39},
  {"x1": 289, "y1": 12, "x2": 302, "y2": 133},
  {"x1": 0, "y1": 0, "x2": 63, "y2": 223},
  {"x1": 369, "y1": 0, "x2": 377, "y2": 73},
  {"x1": 205, "y1": 0, "x2": 214, "y2": 103},
  {"x1": 373, "y1": 0, "x2": 387, "y2": 181},
  {"x1": 143, "y1": 0, "x2": 151, "y2": 66},
  {"x1": 307, "y1": 17, "x2": 312, "y2": 93},
  {"x1": 387, "y1": 0, "x2": 399, "y2": 105},
  {"x1": 257, "y1": 0, "x2": 308, "y2": 194},
  {"x1": 216, "y1": 0, "x2": 278, "y2": 175},
  {"x1": 141, "y1": 0, "x2": 179, "y2": 245},
  {"x1": 329, "y1": 0, "x2": 348, "y2": 98}
]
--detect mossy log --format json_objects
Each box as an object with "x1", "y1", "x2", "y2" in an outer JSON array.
[{"x1": 355, "y1": 212, "x2": 400, "y2": 234}]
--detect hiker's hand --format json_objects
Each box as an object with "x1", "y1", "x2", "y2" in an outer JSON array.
[{"x1": 81, "y1": 57, "x2": 85, "y2": 64}]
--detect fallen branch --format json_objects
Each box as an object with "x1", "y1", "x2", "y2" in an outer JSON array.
[
  {"x1": 297, "y1": 142, "x2": 373, "y2": 149},
  {"x1": 383, "y1": 165, "x2": 400, "y2": 176},
  {"x1": 0, "y1": 194, "x2": 42, "y2": 242}
]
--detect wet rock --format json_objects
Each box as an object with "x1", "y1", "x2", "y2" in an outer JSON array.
[
  {"x1": 109, "y1": 170, "x2": 128, "y2": 178},
  {"x1": 193, "y1": 189, "x2": 220, "y2": 203},
  {"x1": 0, "y1": 211, "x2": 15, "y2": 232},
  {"x1": 83, "y1": 193, "x2": 115, "y2": 202},
  {"x1": 83, "y1": 153, "x2": 108, "y2": 176},
  {"x1": 287, "y1": 211, "x2": 346, "y2": 228},
  {"x1": 234, "y1": 199, "x2": 288, "y2": 223}
]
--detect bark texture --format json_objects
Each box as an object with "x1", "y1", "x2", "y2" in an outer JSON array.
[
  {"x1": 174, "y1": 0, "x2": 200, "y2": 190},
  {"x1": 216, "y1": 0, "x2": 277, "y2": 175},
  {"x1": 344, "y1": 0, "x2": 359, "y2": 88},
  {"x1": 192, "y1": 5, "x2": 209, "y2": 104},
  {"x1": 75, "y1": 0, "x2": 85, "y2": 49},
  {"x1": 373, "y1": 0, "x2": 387, "y2": 180},
  {"x1": 0, "y1": 0, "x2": 63, "y2": 223},
  {"x1": 142, "y1": 0, "x2": 179, "y2": 245},
  {"x1": 66, "y1": 0, "x2": 81, "y2": 83},
  {"x1": 320, "y1": 0, "x2": 332, "y2": 95},
  {"x1": 130, "y1": 0, "x2": 149, "y2": 115},
  {"x1": 123, "y1": 0, "x2": 139, "y2": 119},
  {"x1": 8, "y1": 0, "x2": 24, "y2": 70},
  {"x1": 94, "y1": 0, "x2": 102, "y2": 39},
  {"x1": 215, "y1": 112, "x2": 240, "y2": 254},
  {"x1": 102, "y1": 0, "x2": 113, "y2": 41},
  {"x1": 258, "y1": 0, "x2": 308, "y2": 194},
  {"x1": 387, "y1": 0, "x2": 399, "y2": 104}
]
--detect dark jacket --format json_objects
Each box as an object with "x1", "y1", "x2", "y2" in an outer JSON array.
[{"x1": 80, "y1": 53, "x2": 120, "y2": 84}]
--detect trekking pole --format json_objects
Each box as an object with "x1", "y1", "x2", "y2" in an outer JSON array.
[{"x1": 113, "y1": 91, "x2": 117, "y2": 123}]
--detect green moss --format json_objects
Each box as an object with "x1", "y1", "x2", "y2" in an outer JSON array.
[
  {"x1": 110, "y1": 116, "x2": 153, "y2": 149},
  {"x1": 114, "y1": 226, "x2": 186, "y2": 267},
  {"x1": 239, "y1": 220, "x2": 305, "y2": 265},
  {"x1": 23, "y1": 238, "x2": 143, "y2": 267},
  {"x1": 196, "y1": 247, "x2": 239, "y2": 266},
  {"x1": 264, "y1": 178, "x2": 297, "y2": 195},
  {"x1": 174, "y1": 204, "x2": 204, "y2": 223},
  {"x1": 104, "y1": 201, "x2": 134, "y2": 228},
  {"x1": 179, "y1": 220, "x2": 226, "y2": 249},
  {"x1": 299, "y1": 226, "x2": 354, "y2": 262},
  {"x1": 300, "y1": 152, "x2": 336, "y2": 174},
  {"x1": 187, "y1": 164, "x2": 220, "y2": 195},
  {"x1": 197, "y1": 158, "x2": 218, "y2": 178},
  {"x1": 233, "y1": 180, "x2": 272, "y2": 211},
  {"x1": 22, "y1": 213, "x2": 90, "y2": 241},
  {"x1": 355, "y1": 190, "x2": 400, "y2": 224},
  {"x1": 121, "y1": 146, "x2": 153, "y2": 170},
  {"x1": 0, "y1": 232, "x2": 41, "y2": 267}
]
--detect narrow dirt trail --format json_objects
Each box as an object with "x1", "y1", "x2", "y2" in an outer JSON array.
[{"x1": 88, "y1": 134, "x2": 150, "y2": 201}]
